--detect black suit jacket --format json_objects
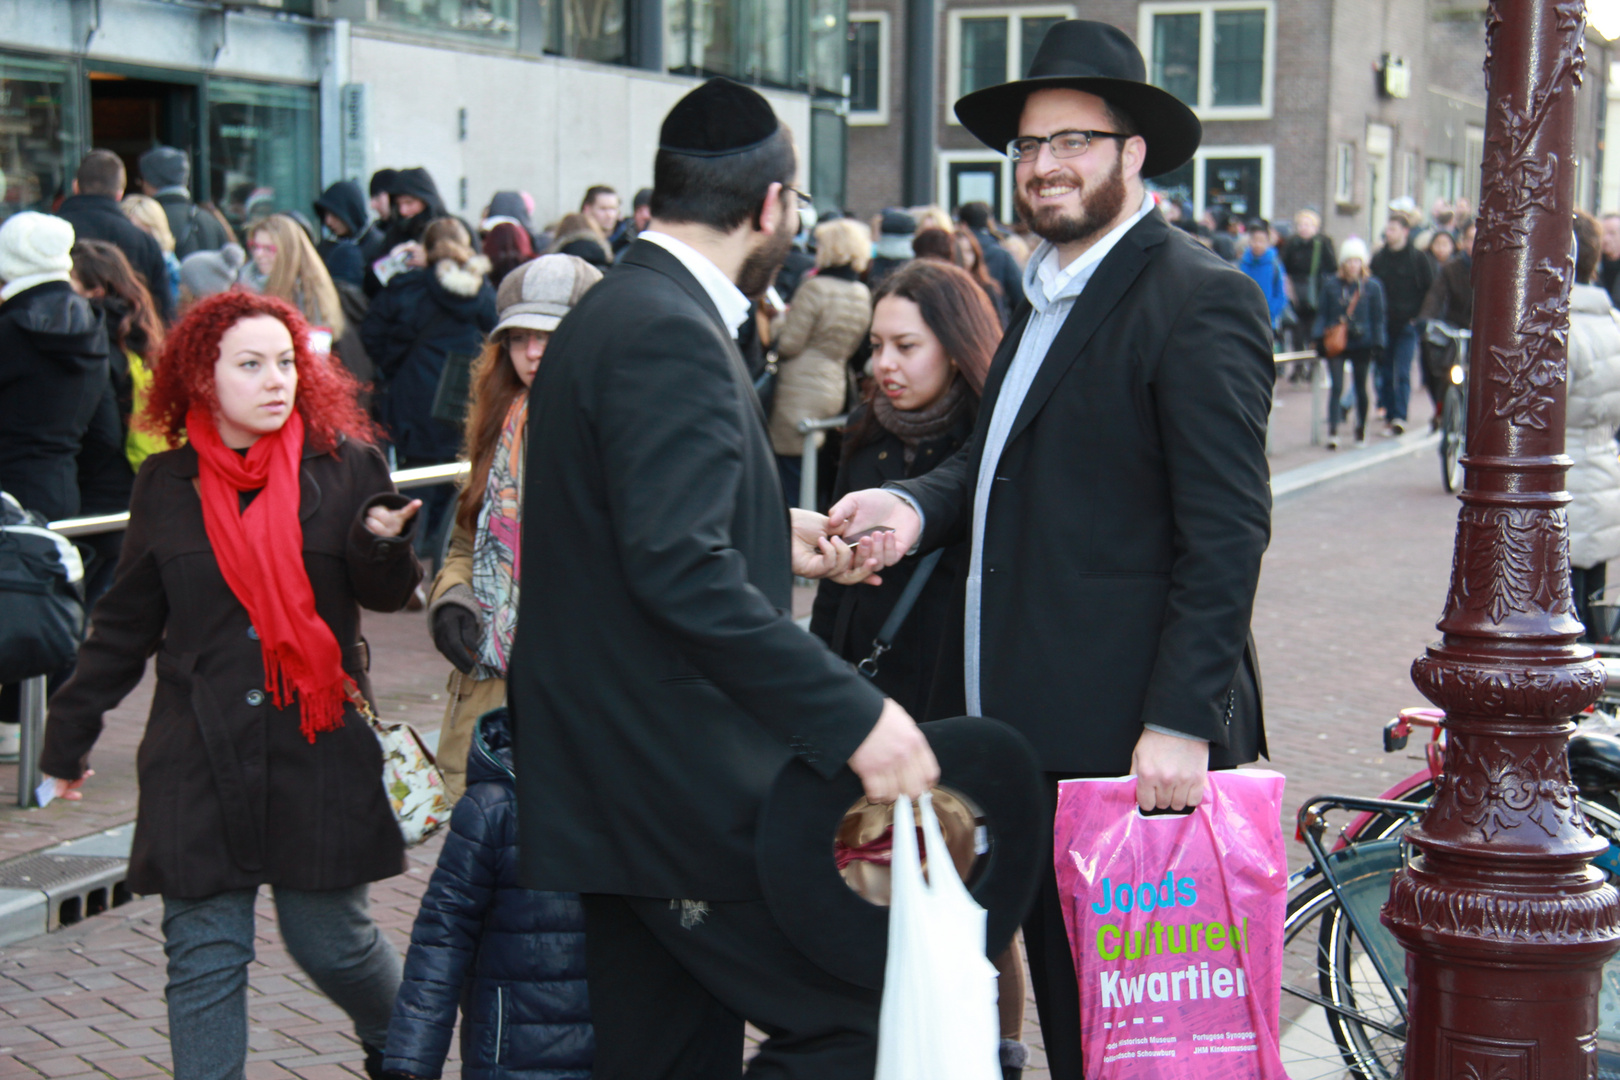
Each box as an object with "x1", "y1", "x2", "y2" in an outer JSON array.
[
  {"x1": 508, "y1": 239, "x2": 885, "y2": 900},
  {"x1": 55, "y1": 195, "x2": 175, "y2": 323},
  {"x1": 895, "y1": 210, "x2": 1272, "y2": 775}
]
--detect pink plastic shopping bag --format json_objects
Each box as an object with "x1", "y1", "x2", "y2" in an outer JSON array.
[{"x1": 1054, "y1": 770, "x2": 1288, "y2": 1080}]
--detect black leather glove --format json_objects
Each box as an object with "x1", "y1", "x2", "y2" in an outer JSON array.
[{"x1": 430, "y1": 586, "x2": 482, "y2": 675}]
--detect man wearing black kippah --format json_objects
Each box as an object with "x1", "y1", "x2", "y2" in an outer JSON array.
[{"x1": 507, "y1": 78, "x2": 937, "y2": 1078}]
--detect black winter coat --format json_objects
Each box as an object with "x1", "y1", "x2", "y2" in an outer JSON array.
[
  {"x1": 385, "y1": 709, "x2": 592, "y2": 1080},
  {"x1": 55, "y1": 194, "x2": 175, "y2": 323},
  {"x1": 509, "y1": 240, "x2": 884, "y2": 900},
  {"x1": 314, "y1": 180, "x2": 382, "y2": 288},
  {"x1": 1313, "y1": 277, "x2": 1388, "y2": 353},
  {"x1": 1369, "y1": 242, "x2": 1434, "y2": 332},
  {"x1": 362, "y1": 258, "x2": 496, "y2": 462},
  {"x1": 810, "y1": 401, "x2": 974, "y2": 715},
  {"x1": 0, "y1": 281, "x2": 114, "y2": 520},
  {"x1": 154, "y1": 192, "x2": 231, "y2": 259}
]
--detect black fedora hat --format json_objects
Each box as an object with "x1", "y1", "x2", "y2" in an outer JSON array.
[
  {"x1": 954, "y1": 19, "x2": 1201, "y2": 179},
  {"x1": 756, "y1": 716, "x2": 1045, "y2": 990}
]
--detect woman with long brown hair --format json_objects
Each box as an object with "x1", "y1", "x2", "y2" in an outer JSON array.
[
  {"x1": 423, "y1": 254, "x2": 601, "y2": 799},
  {"x1": 243, "y1": 213, "x2": 346, "y2": 336},
  {"x1": 70, "y1": 239, "x2": 168, "y2": 470},
  {"x1": 807, "y1": 258, "x2": 1035, "y2": 1078}
]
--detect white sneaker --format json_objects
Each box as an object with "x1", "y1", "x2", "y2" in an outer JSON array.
[
  {"x1": 0, "y1": 724, "x2": 19, "y2": 763},
  {"x1": 1326, "y1": 436, "x2": 1340, "y2": 450}
]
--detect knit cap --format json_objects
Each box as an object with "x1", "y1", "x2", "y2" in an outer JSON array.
[
  {"x1": 180, "y1": 243, "x2": 247, "y2": 300},
  {"x1": 139, "y1": 146, "x2": 190, "y2": 190},
  {"x1": 0, "y1": 212, "x2": 75, "y2": 300},
  {"x1": 493, "y1": 254, "x2": 603, "y2": 335},
  {"x1": 1338, "y1": 237, "x2": 1370, "y2": 264}
]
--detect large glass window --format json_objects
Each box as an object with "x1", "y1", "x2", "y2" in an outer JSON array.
[
  {"x1": 809, "y1": 101, "x2": 845, "y2": 216},
  {"x1": 1140, "y1": 3, "x2": 1272, "y2": 117},
  {"x1": 1151, "y1": 13, "x2": 1200, "y2": 107},
  {"x1": 958, "y1": 18, "x2": 1008, "y2": 96},
  {"x1": 807, "y1": 0, "x2": 846, "y2": 94},
  {"x1": 0, "y1": 55, "x2": 80, "y2": 224},
  {"x1": 373, "y1": 0, "x2": 518, "y2": 40},
  {"x1": 1211, "y1": 8, "x2": 1264, "y2": 107},
  {"x1": 1018, "y1": 15, "x2": 1062, "y2": 76},
  {"x1": 554, "y1": 0, "x2": 627, "y2": 62},
  {"x1": 667, "y1": 0, "x2": 849, "y2": 93},
  {"x1": 208, "y1": 78, "x2": 318, "y2": 238}
]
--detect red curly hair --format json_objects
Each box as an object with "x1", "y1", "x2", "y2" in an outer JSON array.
[{"x1": 144, "y1": 291, "x2": 379, "y2": 451}]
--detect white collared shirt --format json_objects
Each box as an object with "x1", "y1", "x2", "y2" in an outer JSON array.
[{"x1": 638, "y1": 229, "x2": 753, "y2": 339}]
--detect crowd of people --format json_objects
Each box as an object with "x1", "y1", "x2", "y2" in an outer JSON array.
[{"x1": 2, "y1": 12, "x2": 1617, "y2": 1080}]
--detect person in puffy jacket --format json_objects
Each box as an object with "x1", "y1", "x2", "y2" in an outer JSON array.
[
  {"x1": 1567, "y1": 212, "x2": 1620, "y2": 640},
  {"x1": 384, "y1": 707, "x2": 593, "y2": 1080},
  {"x1": 1312, "y1": 237, "x2": 1387, "y2": 448}
]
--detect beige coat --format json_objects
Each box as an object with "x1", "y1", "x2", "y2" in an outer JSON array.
[
  {"x1": 768, "y1": 274, "x2": 871, "y2": 455},
  {"x1": 1567, "y1": 284, "x2": 1620, "y2": 570},
  {"x1": 427, "y1": 521, "x2": 506, "y2": 802}
]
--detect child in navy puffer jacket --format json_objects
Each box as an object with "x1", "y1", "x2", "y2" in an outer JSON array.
[{"x1": 383, "y1": 708, "x2": 592, "y2": 1080}]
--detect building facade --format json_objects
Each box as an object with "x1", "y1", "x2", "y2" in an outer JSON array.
[
  {"x1": 0, "y1": 0, "x2": 850, "y2": 237},
  {"x1": 846, "y1": 0, "x2": 1613, "y2": 241}
]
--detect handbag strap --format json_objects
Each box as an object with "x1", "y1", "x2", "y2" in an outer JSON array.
[{"x1": 858, "y1": 548, "x2": 945, "y2": 677}]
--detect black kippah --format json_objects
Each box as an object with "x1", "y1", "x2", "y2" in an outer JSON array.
[{"x1": 659, "y1": 78, "x2": 781, "y2": 158}]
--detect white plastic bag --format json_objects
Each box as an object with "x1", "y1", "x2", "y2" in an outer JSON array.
[{"x1": 873, "y1": 792, "x2": 1001, "y2": 1080}]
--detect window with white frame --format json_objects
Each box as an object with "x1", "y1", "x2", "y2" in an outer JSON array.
[
  {"x1": 1138, "y1": 1, "x2": 1275, "y2": 120},
  {"x1": 1335, "y1": 142, "x2": 1356, "y2": 205},
  {"x1": 947, "y1": 6, "x2": 1075, "y2": 123},
  {"x1": 847, "y1": 13, "x2": 889, "y2": 124},
  {"x1": 938, "y1": 151, "x2": 1013, "y2": 223}
]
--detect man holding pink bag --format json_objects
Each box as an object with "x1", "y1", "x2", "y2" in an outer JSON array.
[{"x1": 828, "y1": 19, "x2": 1273, "y2": 1076}]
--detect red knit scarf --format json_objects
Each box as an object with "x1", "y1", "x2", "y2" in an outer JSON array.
[{"x1": 187, "y1": 407, "x2": 348, "y2": 742}]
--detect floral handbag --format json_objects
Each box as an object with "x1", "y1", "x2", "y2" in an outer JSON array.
[{"x1": 348, "y1": 684, "x2": 452, "y2": 845}]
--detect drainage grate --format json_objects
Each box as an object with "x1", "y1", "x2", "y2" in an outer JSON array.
[{"x1": 0, "y1": 853, "x2": 131, "y2": 930}]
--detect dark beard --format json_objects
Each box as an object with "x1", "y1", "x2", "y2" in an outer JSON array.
[
  {"x1": 736, "y1": 202, "x2": 797, "y2": 299},
  {"x1": 1014, "y1": 155, "x2": 1128, "y2": 248}
]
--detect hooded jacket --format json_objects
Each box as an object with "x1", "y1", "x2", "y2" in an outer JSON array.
[
  {"x1": 54, "y1": 194, "x2": 176, "y2": 323},
  {"x1": 364, "y1": 168, "x2": 449, "y2": 296},
  {"x1": 314, "y1": 180, "x2": 385, "y2": 286},
  {"x1": 384, "y1": 708, "x2": 593, "y2": 1080},
  {"x1": 0, "y1": 281, "x2": 117, "y2": 520},
  {"x1": 483, "y1": 191, "x2": 539, "y2": 249},
  {"x1": 362, "y1": 252, "x2": 496, "y2": 461}
]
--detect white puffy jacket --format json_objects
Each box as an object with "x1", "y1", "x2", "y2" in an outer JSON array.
[{"x1": 1566, "y1": 283, "x2": 1620, "y2": 569}]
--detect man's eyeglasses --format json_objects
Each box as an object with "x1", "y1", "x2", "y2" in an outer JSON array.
[
  {"x1": 1007, "y1": 130, "x2": 1129, "y2": 163},
  {"x1": 786, "y1": 186, "x2": 813, "y2": 206}
]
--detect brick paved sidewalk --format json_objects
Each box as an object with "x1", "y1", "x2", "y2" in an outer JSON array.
[{"x1": 0, "y1": 443, "x2": 1462, "y2": 1078}]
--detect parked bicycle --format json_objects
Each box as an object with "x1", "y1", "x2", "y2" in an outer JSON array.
[
  {"x1": 1424, "y1": 321, "x2": 1472, "y2": 493},
  {"x1": 1279, "y1": 661, "x2": 1620, "y2": 1079}
]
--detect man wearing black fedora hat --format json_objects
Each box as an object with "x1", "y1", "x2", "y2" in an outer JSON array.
[
  {"x1": 507, "y1": 78, "x2": 940, "y2": 1079},
  {"x1": 827, "y1": 19, "x2": 1273, "y2": 1075}
]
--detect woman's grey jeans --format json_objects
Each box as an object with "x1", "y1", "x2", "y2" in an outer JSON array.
[{"x1": 161, "y1": 884, "x2": 402, "y2": 1080}]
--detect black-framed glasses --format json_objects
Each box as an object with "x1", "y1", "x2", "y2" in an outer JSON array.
[
  {"x1": 786, "y1": 185, "x2": 813, "y2": 205},
  {"x1": 1007, "y1": 130, "x2": 1129, "y2": 163}
]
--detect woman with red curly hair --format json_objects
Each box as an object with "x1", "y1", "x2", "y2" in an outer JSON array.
[{"x1": 38, "y1": 291, "x2": 423, "y2": 1080}]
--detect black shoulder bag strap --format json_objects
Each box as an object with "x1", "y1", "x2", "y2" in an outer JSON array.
[{"x1": 857, "y1": 547, "x2": 946, "y2": 678}]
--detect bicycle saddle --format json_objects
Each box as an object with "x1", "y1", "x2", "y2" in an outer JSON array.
[{"x1": 1569, "y1": 730, "x2": 1620, "y2": 795}]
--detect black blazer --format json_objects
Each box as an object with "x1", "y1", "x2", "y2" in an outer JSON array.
[
  {"x1": 895, "y1": 210, "x2": 1273, "y2": 775},
  {"x1": 508, "y1": 239, "x2": 885, "y2": 901}
]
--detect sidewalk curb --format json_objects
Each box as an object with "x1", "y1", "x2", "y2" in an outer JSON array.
[
  {"x1": 1271, "y1": 429, "x2": 1442, "y2": 499},
  {"x1": 0, "y1": 823, "x2": 134, "y2": 946}
]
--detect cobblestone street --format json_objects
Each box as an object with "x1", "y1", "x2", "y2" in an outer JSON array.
[{"x1": 0, "y1": 411, "x2": 1466, "y2": 1079}]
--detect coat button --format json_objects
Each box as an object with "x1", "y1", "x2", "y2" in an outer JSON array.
[
  {"x1": 878, "y1": 451, "x2": 888, "y2": 460},
  {"x1": 247, "y1": 626, "x2": 259, "y2": 641},
  {"x1": 246, "y1": 690, "x2": 265, "y2": 706}
]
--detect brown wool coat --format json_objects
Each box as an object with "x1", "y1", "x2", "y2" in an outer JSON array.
[{"x1": 41, "y1": 438, "x2": 423, "y2": 899}]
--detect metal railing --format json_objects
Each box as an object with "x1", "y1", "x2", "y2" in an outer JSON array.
[
  {"x1": 796, "y1": 413, "x2": 849, "y2": 512},
  {"x1": 1269, "y1": 349, "x2": 1323, "y2": 451},
  {"x1": 12, "y1": 461, "x2": 472, "y2": 808}
]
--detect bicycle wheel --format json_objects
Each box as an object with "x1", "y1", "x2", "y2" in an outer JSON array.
[
  {"x1": 1440, "y1": 386, "x2": 1464, "y2": 492},
  {"x1": 1280, "y1": 843, "x2": 1408, "y2": 1079}
]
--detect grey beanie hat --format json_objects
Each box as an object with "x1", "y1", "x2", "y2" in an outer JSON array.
[
  {"x1": 139, "y1": 145, "x2": 190, "y2": 190},
  {"x1": 180, "y1": 243, "x2": 246, "y2": 299},
  {"x1": 493, "y1": 254, "x2": 603, "y2": 335}
]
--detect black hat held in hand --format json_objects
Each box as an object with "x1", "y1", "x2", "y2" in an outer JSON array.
[
  {"x1": 953, "y1": 19, "x2": 1202, "y2": 178},
  {"x1": 660, "y1": 77, "x2": 782, "y2": 157},
  {"x1": 756, "y1": 715, "x2": 1045, "y2": 989}
]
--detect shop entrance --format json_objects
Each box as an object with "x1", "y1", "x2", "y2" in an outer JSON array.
[{"x1": 87, "y1": 71, "x2": 201, "y2": 197}]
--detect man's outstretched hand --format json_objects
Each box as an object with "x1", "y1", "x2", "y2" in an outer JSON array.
[
  {"x1": 826, "y1": 489, "x2": 922, "y2": 571},
  {"x1": 848, "y1": 698, "x2": 939, "y2": 804},
  {"x1": 789, "y1": 508, "x2": 898, "y2": 585}
]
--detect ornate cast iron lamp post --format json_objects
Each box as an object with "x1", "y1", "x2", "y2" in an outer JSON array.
[{"x1": 1382, "y1": 2, "x2": 1620, "y2": 1076}]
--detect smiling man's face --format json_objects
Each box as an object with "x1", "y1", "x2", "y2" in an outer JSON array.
[{"x1": 1012, "y1": 89, "x2": 1137, "y2": 248}]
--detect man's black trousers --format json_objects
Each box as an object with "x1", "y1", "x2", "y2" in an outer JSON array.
[{"x1": 581, "y1": 893, "x2": 881, "y2": 1080}]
